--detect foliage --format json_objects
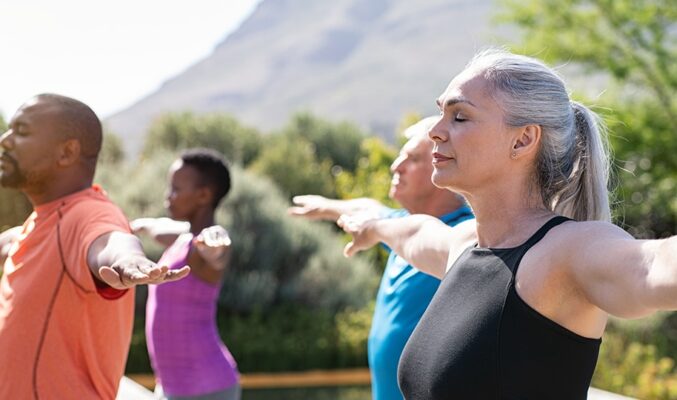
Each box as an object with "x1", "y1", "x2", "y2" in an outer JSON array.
[
  {"x1": 249, "y1": 113, "x2": 370, "y2": 199},
  {"x1": 0, "y1": 189, "x2": 31, "y2": 232},
  {"x1": 126, "y1": 303, "x2": 373, "y2": 374},
  {"x1": 142, "y1": 112, "x2": 263, "y2": 166},
  {"x1": 217, "y1": 166, "x2": 378, "y2": 312},
  {"x1": 594, "y1": 328, "x2": 677, "y2": 399},
  {"x1": 498, "y1": 0, "x2": 676, "y2": 127},
  {"x1": 95, "y1": 149, "x2": 379, "y2": 313},
  {"x1": 606, "y1": 100, "x2": 676, "y2": 238},
  {"x1": 335, "y1": 138, "x2": 398, "y2": 205},
  {"x1": 249, "y1": 135, "x2": 336, "y2": 199},
  {"x1": 99, "y1": 132, "x2": 125, "y2": 165},
  {"x1": 279, "y1": 113, "x2": 366, "y2": 173},
  {"x1": 498, "y1": 0, "x2": 676, "y2": 237},
  {"x1": 396, "y1": 112, "x2": 425, "y2": 146}
]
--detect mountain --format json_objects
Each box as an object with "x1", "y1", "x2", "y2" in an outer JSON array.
[{"x1": 104, "y1": 0, "x2": 514, "y2": 157}]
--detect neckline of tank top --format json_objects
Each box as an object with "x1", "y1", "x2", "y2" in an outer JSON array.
[{"x1": 470, "y1": 216, "x2": 570, "y2": 253}]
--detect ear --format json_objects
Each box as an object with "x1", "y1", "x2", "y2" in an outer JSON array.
[
  {"x1": 196, "y1": 186, "x2": 214, "y2": 208},
  {"x1": 510, "y1": 124, "x2": 541, "y2": 160},
  {"x1": 57, "y1": 139, "x2": 81, "y2": 167}
]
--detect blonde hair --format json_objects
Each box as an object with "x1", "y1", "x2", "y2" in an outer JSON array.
[{"x1": 464, "y1": 49, "x2": 611, "y2": 221}]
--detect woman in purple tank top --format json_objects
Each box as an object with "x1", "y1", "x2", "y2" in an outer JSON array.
[{"x1": 132, "y1": 149, "x2": 240, "y2": 400}]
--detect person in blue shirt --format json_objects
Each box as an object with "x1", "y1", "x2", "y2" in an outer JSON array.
[{"x1": 289, "y1": 117, "x2": 473, "y2": 400}]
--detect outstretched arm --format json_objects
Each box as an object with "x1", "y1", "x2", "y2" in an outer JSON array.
[
  {"x1": 338, "y1": 214, "x2": 476, "y2": 279},
  {"x1": 193, "y1": 225, "x2": 232, "y2": 272},
  {"x1": 564, "y1": 222, "x2": 677, "y2": 318},
  {"x1": 289, "y1": 195, "x2": 386, "y2": 221},
  {"x1": 0, "y1": 226, "x2": 21, "y2": 267},
  {"x1": 130, "y1": 217, "x2": 190, "y2": 247},
  {"x1": 87, "y1": 231, "x2": 190, "y2": 290}
]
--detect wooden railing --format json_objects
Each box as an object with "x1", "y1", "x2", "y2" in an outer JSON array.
[{"x1": 123, "y1": 369, "x2": 636, "y2": 399}]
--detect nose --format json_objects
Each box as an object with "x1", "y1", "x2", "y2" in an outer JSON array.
[
  {"x1": 0, "y1": 130, "x2": 11, "y2": 150},
  {"x1": 428, "y1": 116, "x2": 447, "y2": 143},
  {"x1": 390, "y1": 155, "x2": 405, "y2": 173}
]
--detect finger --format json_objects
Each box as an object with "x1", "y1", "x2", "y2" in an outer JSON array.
[
  {"x1": 136, "y1": 263, "x2": 164, "y2": 279},
  {"x1": 161, "y1": 265, "x2": 191, "y2": 282},
  {"x1": 99, "y1": 266, "x2": 125, "y2": 289},
  {"x1": 291, "y1": 195, "x2": 309, "y2": 205},
  {"x1": 195, "y1": 235, "x2": 229, "y2": 249},
  {"x1": 288, "y1": 206, "x2": 315, "y2": 217},
  {"x1": 343, "y1": 242, "x2": 355, "y2": 258}
]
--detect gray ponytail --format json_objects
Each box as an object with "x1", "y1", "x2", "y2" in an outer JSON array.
[
  {"x1": 464, "y1": 49, "x2": 611, "y2": 221},
  {"x1": 554, "y1": 101, "x2": 611, "y2": 222}
]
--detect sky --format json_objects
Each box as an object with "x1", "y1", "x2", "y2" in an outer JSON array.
[{"x1": 1, "y1": 0, "x2": 261, "y2": 120}]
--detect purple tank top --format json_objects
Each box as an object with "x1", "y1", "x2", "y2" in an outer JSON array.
[{"x1": 146, "y1": 234, "x2": 238, "y2": 396}]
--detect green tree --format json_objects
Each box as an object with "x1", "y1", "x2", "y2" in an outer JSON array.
[
  {"x1": 499, "y1": 0, "x2": 676, "y2": 238},
  {"x1": 142, "y1": 112, "x2": 262, "y2": 166},
  {"x1": 249, "y1": 135, "x2": 336, "y2": 199},
  {"x1": 98, "y1": 132, "x2": 125, "y2": 165},
  {"x1": 280, "y1": 112, "x2": 366, "y2": 172},
  {"x1": 499, "y1": 0, "x2": 676, "y2": 128},
  {"x1": 335, "y1": 137, "x2": 398, "y2": 205}
]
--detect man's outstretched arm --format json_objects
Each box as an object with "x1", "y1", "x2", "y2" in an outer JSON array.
[
  {"x1": 288, "y1": 195, "x2": 385, "y2": 221},
  {"x1": 338, "y1": 214, "x2": 476, "y2": 279},
  {"x1": 87, "y1": 231, "x2": 190, "y2": 290}
]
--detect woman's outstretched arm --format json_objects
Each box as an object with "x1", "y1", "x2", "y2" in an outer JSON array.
[{"x1": 562, "y1": 221, "x2": 677, "y2": 319}]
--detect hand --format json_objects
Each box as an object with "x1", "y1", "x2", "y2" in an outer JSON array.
[
  {"x1": 129, "y1": 218, "x2": 154, "y2": 234},
  {"x1": 337, "y1": 213, "x2": 381, "y2": 257},
  {"x1": 194, "y1": 225, "x2": 232, "y2": 267},
  {"x1": 98, "y1": 255, "x2": 190, "y2": 290},
  {"x1": 288, "y1": 195, "x2": 338, "y2": 220}
]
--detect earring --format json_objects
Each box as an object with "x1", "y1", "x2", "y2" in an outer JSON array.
[{"x1": 511, "y1": 152, "x2": 517, "y2": 159}]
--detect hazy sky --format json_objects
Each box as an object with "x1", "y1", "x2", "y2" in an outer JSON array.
[{"x1": 2, "y1": 0, "x2": 261, "y2": 119}]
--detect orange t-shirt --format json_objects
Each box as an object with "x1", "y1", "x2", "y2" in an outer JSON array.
[{"x1": 0, "y1": 186, "x2": 135, "y2": 400}]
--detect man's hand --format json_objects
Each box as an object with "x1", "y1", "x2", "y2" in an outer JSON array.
[
  {"x1": 289, "y1": 195, "x2": 385, "y2": 222},
  {"x1": 130, "y1": 217, "x2": 190, "y2": 247},
  {"x1": 288, "y1": 195, "x2": 340, "y2": 220},
  {"x1": 194, "y1": 225, "x2": 231, "y2": 270},
  {"x1": 337, "y1": 213, "x2": 382, "y2": 257},
  {"x1": 98, "y1": 255, "x2": 190, "y2": 290}
]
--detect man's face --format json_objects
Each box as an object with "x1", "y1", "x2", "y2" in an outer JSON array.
[
  {"x1": 0, "y1": 99, "x2": 62, "y2": 190},
  {"x1": 389, "y1": 134, "x2": 437, "y2": 209}
]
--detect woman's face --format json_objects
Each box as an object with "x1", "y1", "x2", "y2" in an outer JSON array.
[
  {"x1": 428, "y1": 71, "x2": 519, "y2": 195},
  {"x1": 164, "y1": 160, "x2": 205, "y2": 221}
]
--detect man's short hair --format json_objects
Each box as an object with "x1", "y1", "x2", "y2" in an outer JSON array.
[
  {"x1": 404, "y1": 116, "x2": 439, "y2": 140},
  {"x1": 180, "y1": 148, "x2": 231, "y2": 209},
  {"x1": 35, "y1": 93, "x2": 103, "y2": 165}
]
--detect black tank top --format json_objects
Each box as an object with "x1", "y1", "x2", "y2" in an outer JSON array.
[{"x1": 398, "y1": 216, "x2": 601, "y2": 399}]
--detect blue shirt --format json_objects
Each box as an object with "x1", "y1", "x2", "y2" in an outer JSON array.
[{"x1": 368, "y1": 205, "x2": 474, "y2": 400}]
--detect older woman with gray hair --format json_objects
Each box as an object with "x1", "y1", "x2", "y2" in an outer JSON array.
[{"x1": 338, "y1": 49, "x2": 677, "y2": 399}]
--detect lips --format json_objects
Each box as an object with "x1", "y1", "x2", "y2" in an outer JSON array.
[
  {"x1": 432, "y1": 152, "x2": 453, "y2": 164},
  {"x1": 0, "y1": 153, "x2": 16, "y2": 169}
]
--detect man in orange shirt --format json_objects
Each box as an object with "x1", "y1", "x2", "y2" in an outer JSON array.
[{"x1": 0, "y1": 94, "x2": 190, "y2": 399}]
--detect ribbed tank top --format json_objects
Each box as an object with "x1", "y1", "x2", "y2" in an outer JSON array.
[
  {"x1": 398, "y1": 216, "x2": 601, "y2": 399},
  {"x1": 146, "y1": 234, "x2": 238, "y2": 396}
]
